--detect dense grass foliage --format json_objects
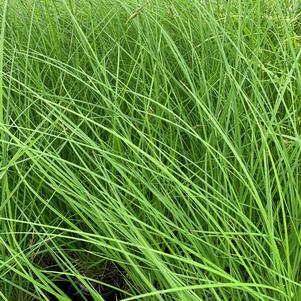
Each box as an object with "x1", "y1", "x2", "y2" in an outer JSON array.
[{"x1": 0, "y1": 0, "x2": 301, "y2": 300}]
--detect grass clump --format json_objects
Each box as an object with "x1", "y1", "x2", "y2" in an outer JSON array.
[{"x1": 0, "y1": 0, "x2": 301, "y2": 300}]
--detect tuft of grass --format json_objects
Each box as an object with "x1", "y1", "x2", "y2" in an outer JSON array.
[{"x1": 0, "y1": 0, "x2": 301, "y2": 300}]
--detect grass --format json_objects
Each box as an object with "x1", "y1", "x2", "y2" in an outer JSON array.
[{"x1": 0, "y1": 0, "x2": 301, "y2": 300}]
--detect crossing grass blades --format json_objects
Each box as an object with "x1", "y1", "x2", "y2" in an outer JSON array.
[{"x1": 0, "y1": 0, "x2": 301, "y2": 300}]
